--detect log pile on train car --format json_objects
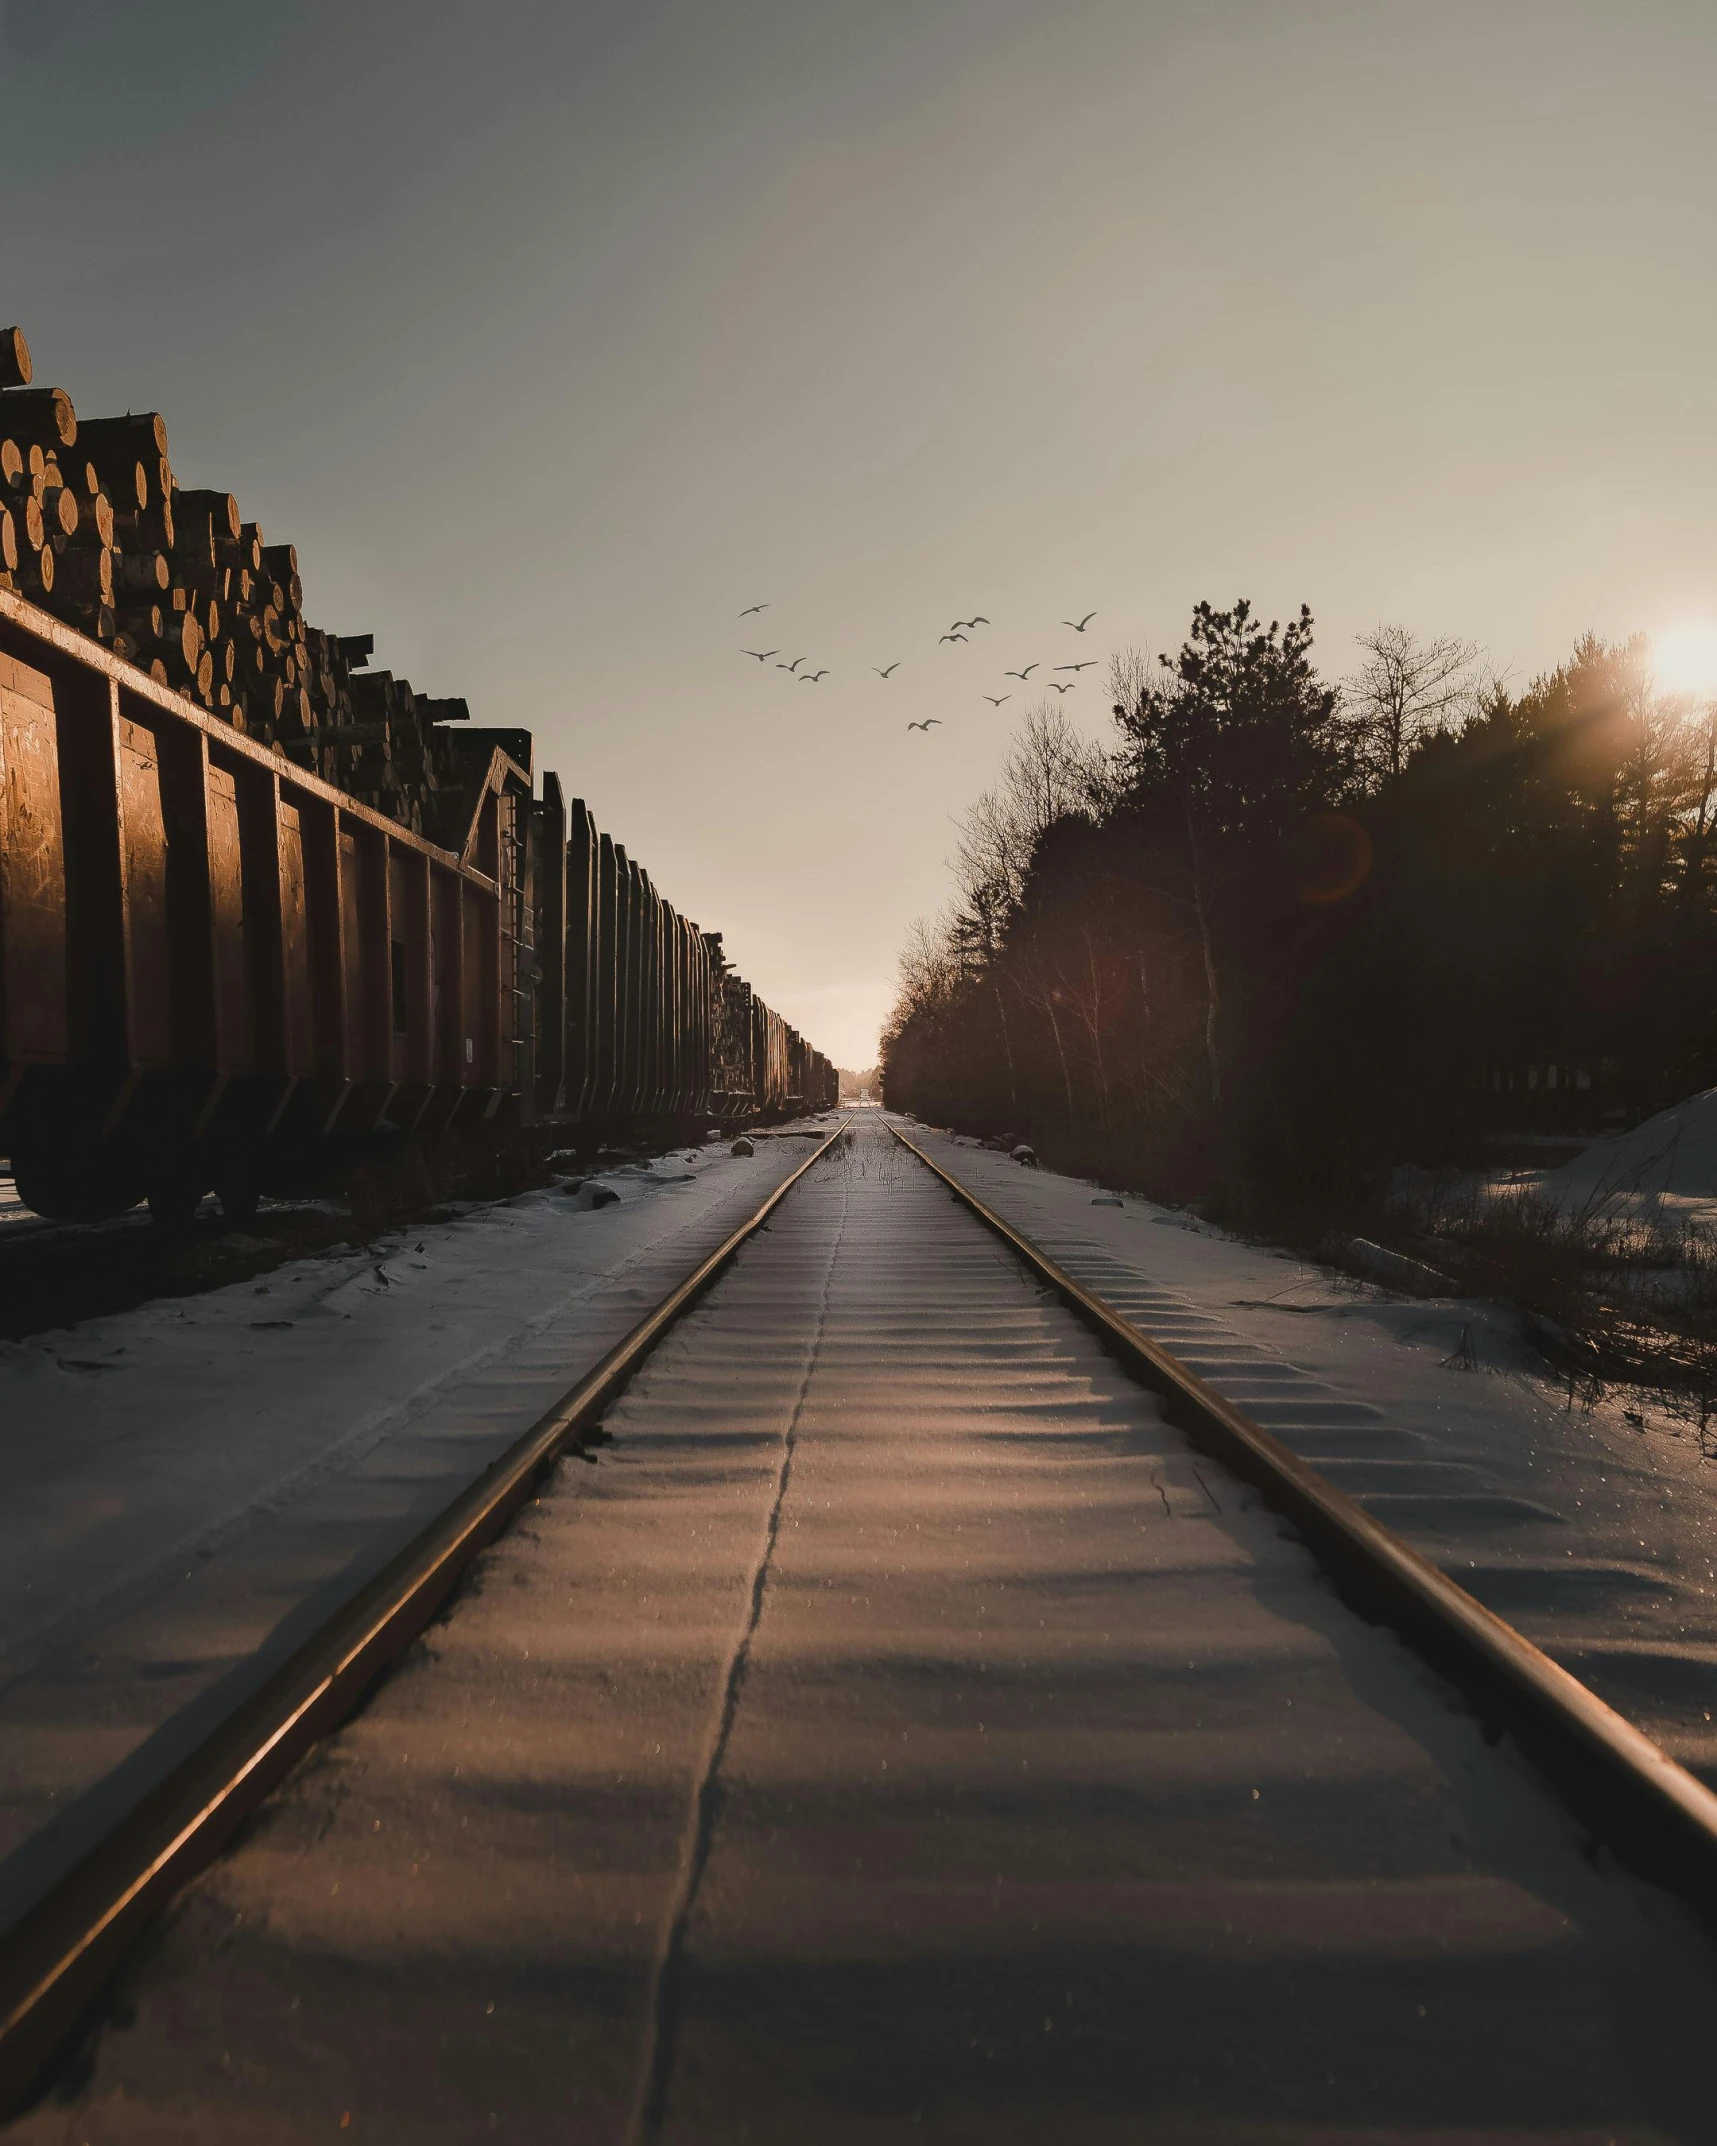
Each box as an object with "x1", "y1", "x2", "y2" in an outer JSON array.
[{"x1": 0, "y1": 324, "x2": 835, "y2": 1222}]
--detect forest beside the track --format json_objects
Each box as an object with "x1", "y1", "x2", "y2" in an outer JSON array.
[
  {"x1": 883, "y1": 603, "x2": 1717, "y2": 1203},
  {"x1": 883, "y1": 601, "x2": 1717, "y2": 1394}
]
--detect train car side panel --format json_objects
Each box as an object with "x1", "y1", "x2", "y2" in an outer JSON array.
[
  {"x1": 0, "y1": 651, "x2": 67, "y2": 1068},
  {"x1": 533, "y1": 776, "x2": 566, "y2": 1117}
]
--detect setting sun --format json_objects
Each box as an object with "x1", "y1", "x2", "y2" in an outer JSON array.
[{"x1": 1652, "y1": 622, "x2": 1717, "y2": 698}]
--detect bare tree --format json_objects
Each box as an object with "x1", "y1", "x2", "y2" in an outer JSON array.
[
  {"x1": 1608, "y1": 633, "x2": 1680, "y2": 883},
  {"x1": 950, "y1": 703, "x2": 1115, "y2": 924},
  {"x1": 1681, "y1": 701, "x2": 1717, "y2": 894},
  {"x1": 1347, "y1": 623, "x2": 1478, "y2": 783},
  {"x1": 1009, "y1": 938, "x2": 1078, "y2": 1131},
  {"x1": 923, "y1": 708, "x2": 1116, "y2": 1125},
  {"x1": 890, "y1": 912, "x2": 961, "y2": 1030},
  {"x1": 1106, "y1": 645, "x2": 1155, "y2": 726},
  {"x1": 1008, "y1": 701, "x2": 1117, "y2": 827},
  {"x1": 951, "y1": 786, "x2": 1031, "y2": 934},
  {"x1": 1059, "y1": 923, "x2": 1129, "y2": 1130}
]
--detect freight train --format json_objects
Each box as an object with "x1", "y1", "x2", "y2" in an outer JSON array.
[
  {"x1": 0, "y1": 589, "x2": 835, "y2": 1222},
  {"x1": 0, "y1": 327, "x2": 833, "y2": 1224}
]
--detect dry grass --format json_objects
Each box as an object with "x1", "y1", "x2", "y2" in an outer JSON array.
[{"x1": 1378, "y1": 1177, "x2": 1717, "y2": 1403}]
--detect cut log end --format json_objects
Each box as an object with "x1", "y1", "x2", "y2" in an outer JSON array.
[
  {"x1": 177, "y1": 488, "x2": 241, "y2": 541},
  {"x1": 0, "y1": 386, "x2": 76, "y2": 447},
  {"x1": 0, "y1": 328, "x2": 32, "y2": 389}
]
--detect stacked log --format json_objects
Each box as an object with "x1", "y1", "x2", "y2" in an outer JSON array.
[{"x1": 0, "y1": 323, "x2": 498, "y2": 840}]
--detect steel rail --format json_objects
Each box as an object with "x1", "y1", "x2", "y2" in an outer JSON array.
[
  {"x1": 0, "y1": 1122, "x2": 849, "y2": 2118},
  {"x1": 889, "y1": 1122, "x2": 1717, "y2": 1925}
]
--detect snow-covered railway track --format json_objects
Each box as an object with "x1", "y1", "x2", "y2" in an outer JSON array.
[
  {"x1": 6, "y1": 1115, "x2": 1717, "y2": 2138},
  {"x1": 905, "y1": 1124, "x2": 1717, "y2": 1797},
  {"x1": 892, "y1": 1124, "x2": 1717, "y2": 1928},
  {"x1": 0, "y1": 1126, "x2": 849, "y2": 2121}
]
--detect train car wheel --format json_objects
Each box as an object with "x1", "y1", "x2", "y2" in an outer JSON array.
[{"x1": 11, "y1": 1152, "x2": 145, "y2": 1223}]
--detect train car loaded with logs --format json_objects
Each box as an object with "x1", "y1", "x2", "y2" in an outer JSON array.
[{"x1": 0, "y1": 325, "x2": 834, "y2": 1222}]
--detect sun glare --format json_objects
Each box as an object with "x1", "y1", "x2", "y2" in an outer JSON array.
[{"x1": 1652, "y1": 623, "x2": 1717, "y2": 699}]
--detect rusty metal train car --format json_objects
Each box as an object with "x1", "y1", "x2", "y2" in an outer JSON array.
[{"x1": 0, "y1": 590, "x2": 835, "y2": 1222}]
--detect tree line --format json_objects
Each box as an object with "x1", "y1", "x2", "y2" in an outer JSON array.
[{"x1": 882, "y1": 602, "x2": 1717, "y2": 1210}]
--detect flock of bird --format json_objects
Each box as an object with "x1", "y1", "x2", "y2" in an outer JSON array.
[{"x1": 735, "y1": 603, "x2": 1100, "y2": 735}]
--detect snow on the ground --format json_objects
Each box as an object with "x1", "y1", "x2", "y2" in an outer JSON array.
[
  {"x1": 911, "y1": 1121, "x2": 1717, "y2": 1783},
  {"x1": 19, "y1": 1112, "x2": 1717, "y2": 2141},
  {"x1": 1538, "y1": 1085, "x2": 1717, "y2": 1228},
  {"x1": 0, "y1": 1127, "x2": 834, "y2": 1925}
]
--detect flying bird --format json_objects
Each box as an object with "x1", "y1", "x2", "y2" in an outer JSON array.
[
  {"x1": 951, "y1": 615, "x2": 991, "y2": 631},
  {"x1": 801, "y1": 669, "x2": 829, "y2": 683},
  {"x1": 739, "y1": 602, "x2": 769, "y2": 617},
  {"x1": 984, "y1": 694, "x2": 1010, "y2": 706},
  {"x1": 777, "y1": 656, "x2": 805, "y2": 672},
  {"x1": 1054, "y1": 661, "x2": 1095, "y2": 672},
  {"x1": 742, "y1": 648, "x2": 779, "y2": 662},
  {"x1": 1062, "y1": 611, "x2": 1097, "y2": 633},
  {"x1": 939, "y1": 632, "x2": 969, "y2": 645},
  {"x1": 873, "y1": 663, "x2": 900, "y2": 679},
  {"x1": 1003, "y1": 665, "x2": 1038, "y2": 681},
  {"x1": 1048, "y1": 682, "x2": 1074, "y2": 694},
  {"x1": 907, "y1": 718, "x2": 942, "y2": 731}
]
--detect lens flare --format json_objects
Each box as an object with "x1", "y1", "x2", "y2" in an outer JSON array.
[
  {"x1": 1288, "y1": 813, "x2": 1374, "y2": 905},
  {"x1": 1652, "y1": 623, "x2": 1717, "y2": 698}
]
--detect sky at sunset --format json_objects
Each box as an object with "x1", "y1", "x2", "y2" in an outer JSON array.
[{"x1": 6, "y1": 0, "x2": 1716, "y2": 1065}]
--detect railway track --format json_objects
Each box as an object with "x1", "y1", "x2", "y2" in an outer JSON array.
[
  {"x1": 899, "y1": 1123, "x2": 1717, "y2": 1789},
  {"x1": 0, "y1": 1126, "x2": 846, "y2": 2120},
  {"x1": 4, "y1": 1115, "x2": 1717, "y2": 2137},
  {"x1": 889, "y1": 1125, "x2": 1717, "y2": 1913}
]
